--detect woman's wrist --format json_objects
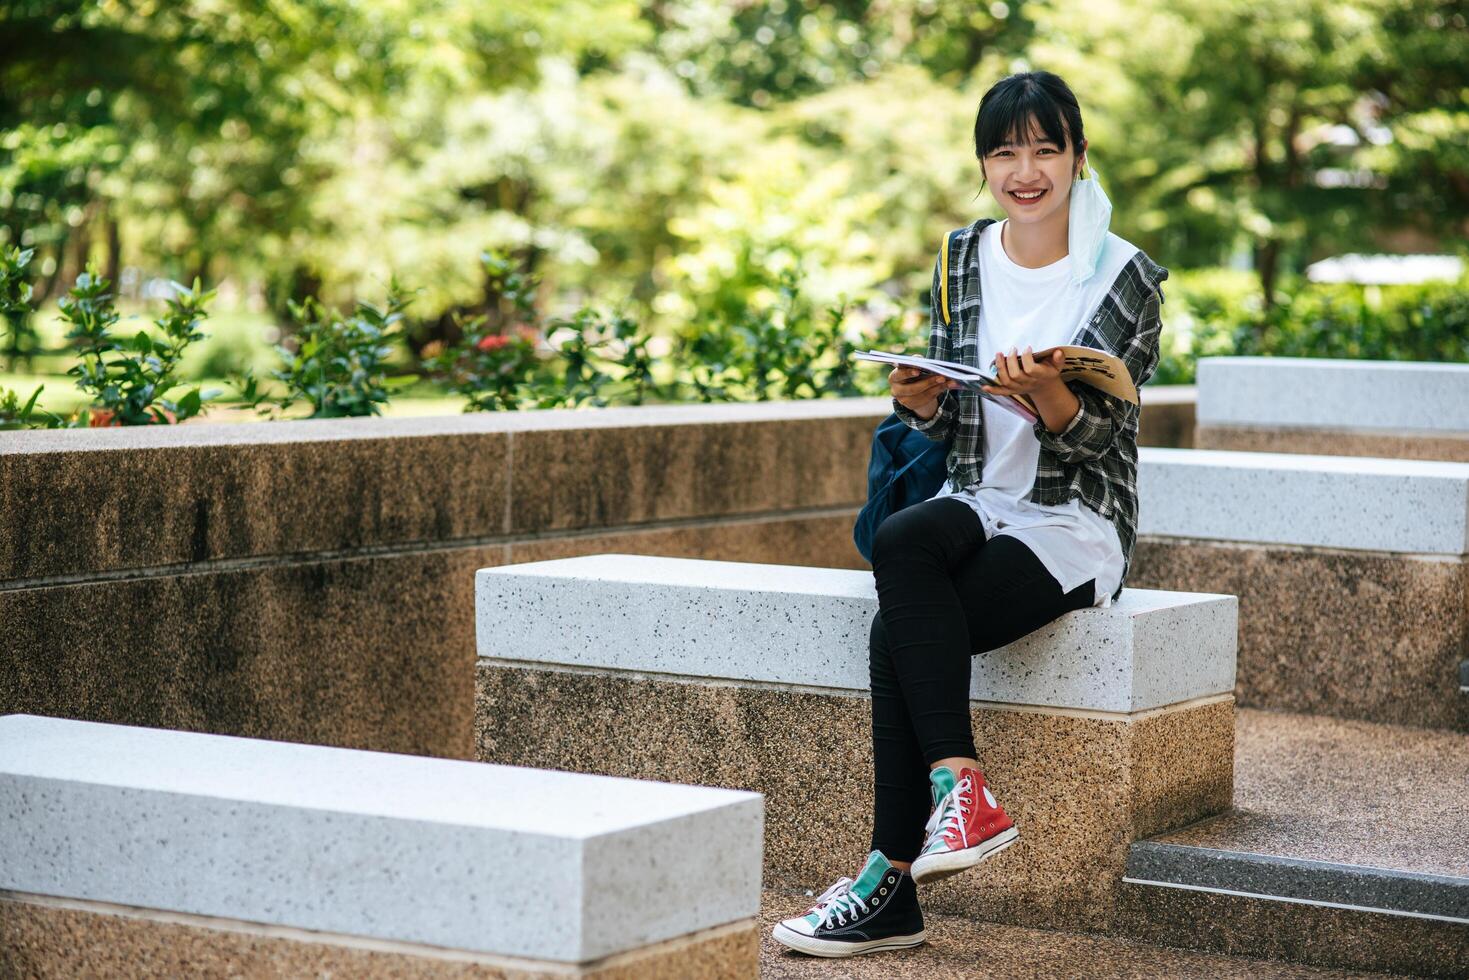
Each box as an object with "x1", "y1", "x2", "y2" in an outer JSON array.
[{"x1": 1030, "y1": 378, "x2": 1080, "y2": 434}]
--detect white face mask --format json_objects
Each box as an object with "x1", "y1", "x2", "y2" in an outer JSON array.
[{"x1": 1068, "y1": 162, "x2": 1112, "y2": 285}]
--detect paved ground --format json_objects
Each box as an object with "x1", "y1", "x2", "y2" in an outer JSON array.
[
  {"x1": 1156, "y1": 706, "x2": 1469, "y2": 875},
  {"x1": 757, "y1": 888, "x2": 1390, "y2": 978}
]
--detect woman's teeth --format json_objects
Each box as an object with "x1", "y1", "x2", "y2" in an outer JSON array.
[{"x1": 1012, "y1": 189, "x2": 1046, "y2": 201}]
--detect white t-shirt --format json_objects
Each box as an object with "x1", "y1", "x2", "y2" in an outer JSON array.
[{"x1": 930, "y1": 219, "x2": 1138, "y2": 607}]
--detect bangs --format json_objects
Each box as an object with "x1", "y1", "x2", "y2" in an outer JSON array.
[{"x1": 974, "y1": 79, "x2": 1075, "y2": 158}]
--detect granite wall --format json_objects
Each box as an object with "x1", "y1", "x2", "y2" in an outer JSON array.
[
  {"x1": 0, "y1": 391, "x2": 1195, "y2": 759},
  {"x1": 1197, "y1": 424, "x2": 1469, "y2": 462}
]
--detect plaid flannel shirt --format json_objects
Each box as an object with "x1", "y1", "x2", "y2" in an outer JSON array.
[{"x1": 892, "y1": 217, "x2": 1169, "y2": 602}]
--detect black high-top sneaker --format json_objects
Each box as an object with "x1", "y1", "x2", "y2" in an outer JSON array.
[{"x1": 771, "y1": 850, "x2": 925, "y2": 957}]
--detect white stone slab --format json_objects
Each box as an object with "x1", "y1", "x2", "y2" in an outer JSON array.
[
  {"x1": 475, "y1": 554, "x2": 1236, "y2": 714},
  {"x1": 0, "y1": 714, "x2": 762, "y2": 963},
  {"x1": 1197, "y1": 356, "x2": 1469, "y2": 433},
  {"x1": 1138, "y1": 447, "x2": 1469, "y2": 555}
]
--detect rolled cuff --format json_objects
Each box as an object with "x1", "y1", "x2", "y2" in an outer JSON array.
[
  {"x1": 1032, "y1": 383, "x2": 1115, "y2": 462},
  {"x1": 893, "y1": 391, "x2": 957, "y2": 440}
]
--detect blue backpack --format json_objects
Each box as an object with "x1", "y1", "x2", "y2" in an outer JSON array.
[
  {"x1": 852, "y1": 415, "x2": 952, "y2": 563},
  {"x1": 852, "y1": 231, "x2": 958, "y2": 564}
]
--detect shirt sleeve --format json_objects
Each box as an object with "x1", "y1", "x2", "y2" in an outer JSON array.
[
  {"x1": 893, "y1": 245, "x2": 959, "y2": 442},
  {"x1": 1032, "y1": 284, "x2": 1164, "y2": 462}
]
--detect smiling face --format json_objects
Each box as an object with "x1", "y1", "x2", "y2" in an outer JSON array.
[{"x1": 981, "y1": 116, "x2": 1086, "y2": 227}]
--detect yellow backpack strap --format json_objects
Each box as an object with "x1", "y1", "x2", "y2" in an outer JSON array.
[{"x1": 939, "y1": 230, "x2": 954, "y2": 326}]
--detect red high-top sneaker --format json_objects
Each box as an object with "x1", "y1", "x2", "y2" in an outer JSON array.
[{"x1": 910, "y1": 765, "x2": 1018, "y2": 885}]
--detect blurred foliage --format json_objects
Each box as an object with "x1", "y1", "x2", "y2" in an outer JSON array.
[
  {"x1": 1039, "y1": 0, "x2": 1469, "y2": 314},
  {"x1": 1153, "y1": 269, "x2": 1469, "y2": 384},
  {"x1": 423, "y1": 250, "x2": 553, "y2": 410},
  {"x1": 0, "y1": 0, "x2": 1465, "y2": 423},
  {"x1": 419, "y1": 246, "x2": 914, "y2": 412},
  {"x1": 642, "y1": 0, "x2": 1036, "y2": 107},
  {"x1": 1, "y1": 244, "x2": 1465, "y2": 427}
]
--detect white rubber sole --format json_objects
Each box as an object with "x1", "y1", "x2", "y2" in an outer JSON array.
[
  {"x1": 771, "y1": 922, "x2": 926, "y2": 957},
  {"x1": 910, "y1": 825, "x2": 1020, "y2": 885}
]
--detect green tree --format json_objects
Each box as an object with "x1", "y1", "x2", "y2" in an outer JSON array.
[{"x1": 1035, "y1": 0, "x2": 1469, "y2": 310}]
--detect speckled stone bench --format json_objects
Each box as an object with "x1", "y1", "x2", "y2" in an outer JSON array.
[
  {"x1": 1195, "y1": 356, "x2": 1469, "y2": 462},
  {"x1": 474, "y1": 553, "x2": 1238, "y2": 935},
  {"x1": 0, "y1": 714, "x2": 762, "y2": 978},
  {"x1": 1133, "y1": 447, "x2": 1469, "y2": 731}
]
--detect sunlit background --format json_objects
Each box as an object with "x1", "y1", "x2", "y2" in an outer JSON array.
[{"x1": 1, "y1": 0, "x2": 1465, "y2": 424}]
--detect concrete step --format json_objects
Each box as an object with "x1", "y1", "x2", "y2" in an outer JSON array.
[
  {"x1": 0, "y1": 714, "x2": 763, "y2": 976},
  {"x1": 1195, "y1": 356, "x2": 1469, "y2": 462},
  {"x1": 1133, "y1": 447, "x2": 1469, "y2": 730},
  {"x1": 476, "y1": 553, "x2": 1239, "y2": 935},
  {"x1": 1117, "y1": 707, "x2": 1469, "y2": 975},
  {"x1": 476, "y1": 552, "x2": 1237, "y2": 714},
  {"x1": 1127, "y1": 834, "x2": 1468, "y2": 920}
]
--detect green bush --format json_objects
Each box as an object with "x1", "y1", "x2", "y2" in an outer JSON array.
[
  {"x1": 0, "y1": 385, "x2": 63, "y2": 429},
  {"x1": 247, "y1": 281, "x2": 418, "y2": 418},
  {"x1": 1151, "y1": 269, "x2": 1469, "y2": 385},
  {"x1": 16, "y1": 240, "x2": 1465, "y2": 426},
  {"x1": 422, "y1": 248, "x2": 914, "y2": 412},
  {"x1": 662, "y1": 263, "x2": 913, "y2": 404},
  {"x1": 59, "y1": 265, "x2": 221, "y2": 425},
  {"x1": 0, "y1": 244, "x2": 41, "y2": 372}
]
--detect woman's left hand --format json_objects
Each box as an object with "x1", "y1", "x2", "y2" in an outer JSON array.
[{"x1": 981, "y1": 346, "x2": 1066, "y2": 397}]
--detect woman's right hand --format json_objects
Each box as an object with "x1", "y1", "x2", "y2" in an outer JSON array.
[{"x1": 889, "y1": 366, "x2": 959, "y2": 420}]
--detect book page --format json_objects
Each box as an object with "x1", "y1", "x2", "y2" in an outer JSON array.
[{"x1": 856, "y1": 347, "x2": 1137, "y2": 405}]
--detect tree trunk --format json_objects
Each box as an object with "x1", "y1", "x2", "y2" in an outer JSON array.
[
  {"x1": 189, "y1": 253, "x2": 212, "y2": 289},
  {"x1": 1256, "y1": 238, "x2": 1280, "y2": 312},
  {"x1": 64, "y1": 222, "x2": 93, "y2": 289},
  {"x1": 1250, "y1": 112, "x2": 1278, "y2": 314},
  {"x1": 104, "y1": 210, "x2": 122, "y2": 291},
  {"x1": 36, "y1": 232, "x2": 69, "y2": 304}
]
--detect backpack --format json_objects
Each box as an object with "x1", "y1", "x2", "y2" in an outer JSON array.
[{"x1": 852, "y1": 231, "x2": 958, "y2": 564}]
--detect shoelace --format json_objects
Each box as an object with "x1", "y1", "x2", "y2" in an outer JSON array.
[
  {"x1": 804, "y1": 875, "x2": 870, "y2": 929},
  {"x1": 924, "y1": 774, "x2": 974, "y2": 847}
]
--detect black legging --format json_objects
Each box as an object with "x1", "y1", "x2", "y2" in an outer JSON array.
[{"x1": 868, "y1": 496, "x2": 1096, "y2": 862}]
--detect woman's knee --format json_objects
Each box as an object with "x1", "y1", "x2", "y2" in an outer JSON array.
[
  {"x1": 871, "y1": 503, "x2": 930, "y2": 565},
  {"x1": 871, "y1": 499, "x2": 961, "y2": 567}
]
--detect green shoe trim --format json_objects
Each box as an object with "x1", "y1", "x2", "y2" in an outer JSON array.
[
  {"x1": 802, "y1": 850, "x2": 893, "y2": 928},
  {"x1": 850, "y1": 849, "x2": 893, "y2": 899},
  {"x1": 929, "y1": 765, "x2": 957, "y2": 807}
]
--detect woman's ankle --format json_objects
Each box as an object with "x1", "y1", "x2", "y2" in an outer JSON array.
[
  {"x1": 889, "y1": 858, "x2": 913, "y2": 872},
  {"x1": 930, "y1": 756, "x2": 980, "y2": 774}
]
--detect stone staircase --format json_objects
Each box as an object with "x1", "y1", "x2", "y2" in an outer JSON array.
[
  {"x1": 471, "y1": 554, "x2": 1469, "y2": 976},
  {"x1": 1118, "y1": 708, "x2": 1468, "y2": 975},
  {"x1": 1116, "y1": 358, "x2": 1469, "y2": 975}
]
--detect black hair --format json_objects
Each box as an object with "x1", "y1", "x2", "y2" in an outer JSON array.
[{"x1": 972, "y1": 71, "x2": 1086, "y2": 195}]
